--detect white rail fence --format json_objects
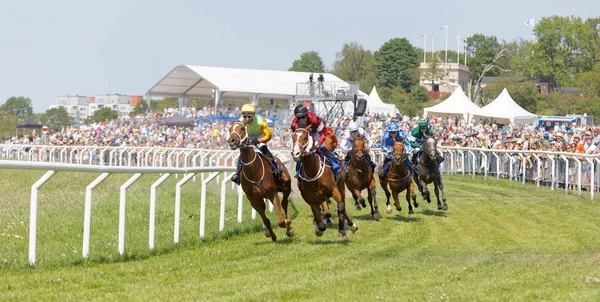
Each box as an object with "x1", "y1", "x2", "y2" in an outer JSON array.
[{"x1": 0, "y1": 147, "x2": 291, "y2": 266}]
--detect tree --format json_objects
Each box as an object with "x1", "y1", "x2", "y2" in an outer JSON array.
[
  {"x1": 408, "y1": 85, "x2": 429, "y2": 103},
  {"x1": 40, "y1": 107, "x2": 74, "y2": 131},
  {"x1": 154, "y1": 98, "x2": 179, "y2": 112},
  {"x1": 289, "y1": 51, "x2": 325, "y2": 73},
  {"x1": 149, "y1": 100, "x2": 161, "y2": 112},
  {"x1": 532, "y1": 15, "x2": 596, "y2": 87},
  {"x1": 469, "y1": 47, "x2": 511, "y2": 105},
  {"x1": 130, "y1": 99, "x2": 149, "y2": 116},
  {"x1": 0, "y1": 96, "x2": 33, "y2": 119},
  {"x1": 332, "y1": 42, "x2": 378, "y2": 92},
  {"x1": 0, "y1": 112, "x2": 20, "y2": 140},
  {"x1": 578, "y1": 63, "x2": 600, "y2": 97},
  {"x1": 481, "y1": 77, "x2": 541, "y2": 112},
  {"x1": 465, "y1": 34, "x2": 504, "y2": 82},
  {"x1": 90, "y1": 107, "x2": 118, "y2": 123},
  {"x1": 374, "y1": 38, "x2": 420, "y2": 91}
]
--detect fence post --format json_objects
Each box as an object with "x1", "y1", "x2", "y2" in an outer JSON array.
[
  {"x1": 83, "y1": 173, "x2": 110, "y2": 259},
  {"x1": 200, "y1": 172, "x2": 221, "y2": 238},
  {"x1": 149, "y1": 173, "x2": 170, "y2": 250},
  {"x1": 28, "y1": 170, "x2": 55, "y2": 266},
  {"x1": 174, "y1": 173, "x2": 196, "y2": 244},
  {"x1": 118, "y1": 173, "x2": 142, "y2": 255}
]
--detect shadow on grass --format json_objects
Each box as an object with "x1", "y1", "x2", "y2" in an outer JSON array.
[
  {"x1": 420, "y1": 209, "x2": 447, "y2": 217},
  {"x1": 253, "y1": 237, "x2": 296, "y2": 246},
  {"x1": 388, "y1": 214, "x2": 420, "y2": 222},
  {"x1": 353, "y1": 213, "x2": 378, "y2": 221},
  {"x1": 308, "y1": 238, "x2": 351, "y2": 246}
]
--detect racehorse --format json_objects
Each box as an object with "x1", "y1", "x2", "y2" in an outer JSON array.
[
  {"x1": 291, "y1": 128, "x2": 358, "y2": 237},
  {"x1": 413, "y1": 136, "x2": 448, "y2": 211},
  {"x1": 319, "y1": 129, "x2": 340, "y2": 227},
  {"x1": 378, "y1": 141, "x2": 418, "y2": 214},
  {"x1": 228, "y1": 122, "x2": 294, "y2": 241},
  {"x1": 344, "y1": 133, "x2": 379, "y2": 220}
]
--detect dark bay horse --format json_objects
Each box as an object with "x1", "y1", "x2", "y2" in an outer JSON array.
[
  {"x1": 292, "y1": 128, "x2": 358, "y2": 237},
  {"x1": 344, "y1": 133, "x2": 379, "y2": 220},
  {"x1": 228, "y1": 122, "x2": 294, "y2": 241},
  {"x1": 413, "y1": 136, "x2": 448, "y2": 211},
  {"x1": 378, "y1": 142, "x2": 418, "y2": 215}
]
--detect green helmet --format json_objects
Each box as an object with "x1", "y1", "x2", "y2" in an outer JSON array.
[{"x1": 418, "y1": 119, "x2": 428, "y2": 127}]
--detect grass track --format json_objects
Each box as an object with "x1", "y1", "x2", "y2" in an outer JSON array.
[{"x1": 2, "y1": 169, "x2": 600, "y2": 300}]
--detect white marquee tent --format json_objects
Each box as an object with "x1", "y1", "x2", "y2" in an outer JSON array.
[
  {"x1": 423, "y1": 86, "x2": 479, "y2": 120},
  {"x1": 365, "y1": 86, "x2": 399, "y2": 116},
  {"x1": 470, "y1": 88, "x2": 537, "y2": 124}
]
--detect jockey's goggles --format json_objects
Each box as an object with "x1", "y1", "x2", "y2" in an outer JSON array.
[{"x1": 243, "y1": 114, "x2": 254, "y2": 119}]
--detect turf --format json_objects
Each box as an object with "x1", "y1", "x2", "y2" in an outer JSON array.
[{"x1": 1, "y1": 169, "x2": 600, "y2": 301}]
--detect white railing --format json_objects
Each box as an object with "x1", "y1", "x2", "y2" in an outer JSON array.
[{"x1": 1, "y1": 151, "x2": 291, "y2": 266}]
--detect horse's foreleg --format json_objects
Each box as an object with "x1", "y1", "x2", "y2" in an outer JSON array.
[
  {"x1": 409, "y1": 181, "x2": 419, "y2": 208},
  {"x1": 368, "y1": 178, "x2": 380, "y2": 220},
  {"x1": 380, "y1": 178, "x2": 392, "y2": 214},
  {"x1": 412, "y1": 173, "x2": 425, "y2": 197},
  {"x1": 251, "y1": 197, "x2": 276, "y2": 242},
  {"x1": 270, "y1": 192, "x2": 286, "y2": 229},
  {"x1": 281, "y1": 183, "x2": 294, "y2": 237},
  {"x1": 438, "y1": 177, "x2": 448, "y2": 211},
  {"x1": 350, "y1": 187, "x2": 364, "y2": 210},
  {"x1": 320, "y1": 201, "x2": 333, "y2": 228},
  {"x1": 419, "y1": 178, "x2": 431, "y2": 203},
  {"x1": 392, "y1": 185, "x2": 402, "y2": 212},
  {"x1": 434, "y1": 180, "x2": 442, "y2": 211},
  {"x1": 310, "y1": 204, "x2": 326, "y2": 236},
  {"x1": 332, "y1": 187, "x2": 357, "y2": 237},
  {"x1": 405, "y1": 185, "x2": 414, "y2": 215}
]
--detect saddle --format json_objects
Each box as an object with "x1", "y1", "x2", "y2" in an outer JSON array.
[
  {"x1": 256, "y1": 150, "x2": 283, "y2": 186},
  {"x1": 296, "y1": 149, "x2": 342, "y2": 183}
]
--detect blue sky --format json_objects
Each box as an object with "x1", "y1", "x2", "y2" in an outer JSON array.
[{"x1": 0, "y1": 0, "x2": 595, "y2": 112}]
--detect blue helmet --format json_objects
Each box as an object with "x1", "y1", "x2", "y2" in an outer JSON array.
[{"x1": 387, "y1": 123, "x2": 399, "y2": 132}]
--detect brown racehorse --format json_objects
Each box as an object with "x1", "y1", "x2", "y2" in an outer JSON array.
[
  {"x1": 291, "y1": 128, "x2": 358, "y2": 237},
  {"x1": 319, "y1": 130, "x2": 340, "y2": 228},
  {"x1": 378, "y1": 141, "x2": 418, "y2": 215},
  {"x1": 344, "y1": 133, "x2": 379, "y2": 220},
  {"x1": 228, "y1": 122, "x2": 294, "y2": 241},
  {"x1": 413, "y1": 136, "x2": 448, "y2": 211}
]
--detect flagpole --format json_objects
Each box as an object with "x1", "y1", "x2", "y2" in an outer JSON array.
[
  {"x1": 430, "y1": 37, "x2": 434, "y2": 61},
  {"x1": 456, "y1": 35, "x2": 460, "y2": 64},
  {"x1": 463, "y1": 39, "x2": 467, "y2": 66},
  {"x1": 421, "y1": 34, "x2": 427, "y2": 63},
  {"x1": 444, "y1": 25, "x2": 448, "y2": 64}
]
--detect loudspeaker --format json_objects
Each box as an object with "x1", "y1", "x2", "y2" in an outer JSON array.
[{"x1": 354, "y1": 98, "x2": 368, "y2": 116}]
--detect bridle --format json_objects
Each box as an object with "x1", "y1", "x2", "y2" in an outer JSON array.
[
  {"x1": 292, "y1": 128, "x2": 314, "y2": 157},
  {"x1": 229, "y1": 122, "x2": 249, "y2": 149}
]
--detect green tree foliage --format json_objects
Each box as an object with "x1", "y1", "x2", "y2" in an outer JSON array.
[
  {"x1": 332, "y1": 42, "x2": 378, "y2": 92},
  {"x1": 0, "y1": 96, "x2": 34, "y2": 119},
  {"x1": 89, "y1": 107, "x2": 118, "y2": 123},
  {"x1": 130, "y1": 99, "x2": 149, "y2": 116},
  {"x1": 149, "y1": 100, "x2": 161, "y2": 112},
  {"x1": 0, "y1": 112, "x2": 20, "y2": 140},
  {"x1": 578, "y1": 63, "x2": 600, "y2": 97},
  {"x1": 532, "y1": 15, "x2": 596, "y2": 87},
  {"x1": 464, "y1": 34, "x2": 503, "y2": 82},
  {"x1": 154, "y1": 98, "x2": 179, "y2": 112},
  {"x1": 408, "y1": 85, "x2": 429, "y2": 103},
  {"x1": 420, "y1": 54, "x2": 445, "y2": 88},
  {"x1": 481, "y1": 78, "x2": 542, "y2": 112},
  {"x1": 39, "y1": 107, "x2": 74, "y2": 131},
  {"x1": 374, "y1": 38, "x2": 420, "y2": 91},
  {"x1": 289, "y1": 51, "x2": 325, "y2": 73}
]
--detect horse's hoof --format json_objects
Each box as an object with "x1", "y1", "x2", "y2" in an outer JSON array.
[
  {"x1": 413, "y1": 202, "x2": 419, "y2": 208},
  {"x1": 373, "y1": 212, "x2": 381, "y2": 220},
  {"x1": 315, "y1": 230, "x2": 324, "y2": 237},
  {"x1": 338, "y1": 230, "x2": 346, "y2": 237},
  {"x1": 326, "y1": 218, "x2": 334, "y2": 228},
  {"x1": 438, "y1": 205, "x2": 443, "y2": 211},
  {"x1": 359, "y1": 198, "x2": 366, "y2": 208},
  {"x1": 350, "y1": 223, "x2": 358, "y2": 233},
  {"x1": 286, "y1": 229, "x2": 295, "y2": 237},
  {"x1": 396, "y1": 206, "x2": 402, "y2": 212},
  {"x1": 409, "y1": 209, "x2": 414, "y2": 215},
  {"x1": 355, "y1": 204, "x2": 362, "y2": 211},
  {"x1": 271, "y1": 235, "x2": 277, "y2": 242},
  {"x1": 442, "y1": 204, "x2": 448, "y2": 211},
  {"x1": 386, "y1": 204, "x2": 392, "y2": 214}
]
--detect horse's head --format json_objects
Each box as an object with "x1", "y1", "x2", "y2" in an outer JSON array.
[
  {"x1": 291, "y1": 128, "x2": 312, "y2": 162},
  {"x1": 351, "y1": 134, "x2": 366, "y2": 161},
  {"x1": 423, "y1": 136, "x2": 437, "y2": 160},
  {"x1": 392, "y1": 141, "x2": 405, "y2": 165},
  {"x1": 228, "y1": 122, "x2": 248, "y2": 150}
]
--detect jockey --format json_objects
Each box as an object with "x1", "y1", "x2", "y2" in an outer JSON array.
[
  {"x1": 291, "y1": 104, "x2": 340, "y2": 176},
  {"x1": 408, "y1": 118, "x2": 444, "y2": 168},
  {"x1": 379, "y1": 122, "x2": 414, "y2": 179},
  {"x1": 340, "y1": 121, "x2": 376, "y2": 170},
  {"x1": 231, "y1": 103, "x2": 279, "y2": 185}
]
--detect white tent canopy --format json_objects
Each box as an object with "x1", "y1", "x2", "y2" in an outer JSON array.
[
  {"x1": 423, "y1": 86, "x2": 479, "y2": 120},
  {"x1": 471, "y1": 88, "x2": 537, "y2": 124},
  {"x1": 365, "y1": 86, "x2": 399, "y2": 116}
]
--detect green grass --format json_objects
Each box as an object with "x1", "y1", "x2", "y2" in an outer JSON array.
[{"x1": 2, "y1": 169, "x2": 600, "y2": 300}]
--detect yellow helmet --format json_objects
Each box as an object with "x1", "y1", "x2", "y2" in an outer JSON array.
[{"x1": 241, "y1": 104, "x2": 256, "y2": 114}]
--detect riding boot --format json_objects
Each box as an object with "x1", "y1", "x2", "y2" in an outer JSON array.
[
  {"x1": 436, "y1": 150, "x2": 444, "y2": 165},
  {"x1": 380, "y1": 157, "x2": 391, "y2": 179},
  {"x1": 231, "y1": 159, "x2": 242, "y2": 185},
  {"x1": 365, "y1": 152, "x2": 376, "y2": 170},
  {"x1": 260, "y1": 145, "x2": 280, "y2": 179}
]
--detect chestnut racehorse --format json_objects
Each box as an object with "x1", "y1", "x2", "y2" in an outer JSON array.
[
  {"x1": 344, "y1": 133, "x2": 379, "y2": 220},
  {"x1": 378, "y1": 141, "x2": 418, "y2": 215},
  {"x1": 228, "y1": 122, "x2": 294, "y2": 241},
  {"x1": 291, "y1": 128, "x2": 358, "y2": 237}
]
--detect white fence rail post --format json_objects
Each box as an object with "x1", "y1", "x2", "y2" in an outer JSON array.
[
  {"x1": 220, "y1": 172, "x2": 235, "y2": 231},
  {"x1": 28, "y1": 170, "x2": 55, "y2": 266},
  {"x1": 174, "y1": 173, "x2": 196, "y2": 244},
  {"x1": 83, "y1": 173, "x2": 110, "y2": 259},
  {"x1": 118, "y1": 173, "x2": 142, "y2": 255},
  {"x1": 149, "y1": 173, "x2": 171, "y2": 250},
  {"x1": 200, "y1": 172, "x2": 221, "y2": 238}
]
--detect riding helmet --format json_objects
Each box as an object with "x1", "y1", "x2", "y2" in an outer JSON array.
[
  {"x1": 294, "y1": 105, "x2": 309, "y2": 118},
  {"x1": 241, "y1": 104, "x2": 256, "y2": 114}
]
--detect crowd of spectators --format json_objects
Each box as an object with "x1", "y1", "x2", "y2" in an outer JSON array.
[{"x1": 4, "y1": 105, "x2": 600, "y2": 156}]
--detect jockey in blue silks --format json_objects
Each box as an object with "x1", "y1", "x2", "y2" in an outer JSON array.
[{"x1": 379, "y1": 122, "x2": 414, "y2": 179}]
